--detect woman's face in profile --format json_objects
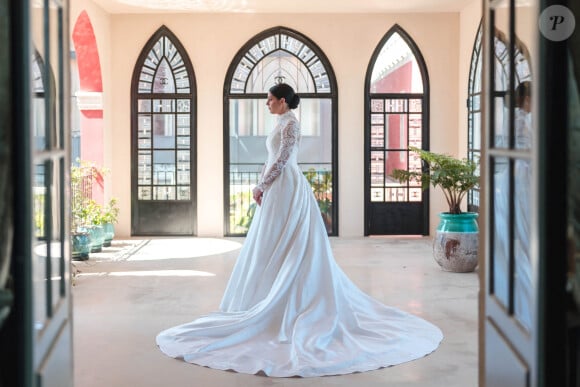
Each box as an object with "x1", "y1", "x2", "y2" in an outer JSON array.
[{"x1": 266, "y1": 92, "x2": 286, "y2": 115}]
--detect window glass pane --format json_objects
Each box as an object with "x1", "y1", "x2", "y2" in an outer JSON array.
[
  {"x1": 139, "y1": 186, "x2": 151, "y2": 200},
  {"x1": 153, "y1": 58, "x2": 176, "y2": 93},
  {"x1": 385, "y1": 114, "x2": 408, "y2": 149},
  {"x1": 386, "y1": 187, "x2": 408, "y2": 202},
  {"x1": 138, "y1": 151, "x2": 152, "y2": 185},
  {"x1": 32, "y1": 52, "x2": 47, "y2": 151},
  {"x1": 371, "y1": 99, "x2": 384, "y2": 113},
  {"x1": 229, "y1": 98, "x2": 273, "y2": 137},
  {"x1": 153, "y1": 114, "x2": 175, "y2": 149},
  {"x1": 154, "y1": 186, "x2": 175, "y2": 200},
  {"x1": 50, "y1": 3, "x2": 62, "y2": 149},
  {"x1": 177, "y1": 187, "x2": 190, "y2": 200},
  {"x1": 370, "y1": 32, "x2": 423, "y2": 93},
  {"x1": 176, "y1": 114, "x2": 190, "y2": 135},
  {"x1": 513, "y1": 7, "x2": 534, "y2": 332},
  {"x1": 371, "y1": 188, "x2": 384, "y2": 202},
  {"x1": 139, "y1": 36, "x2": 190, "y2": 94},
  {"x1": 371, "y1": 125, "x2": 384, "y2": 148},
  {"x1": 370, "y1": 151, "x2": 384, "y2": 187},
  {"x1": 138, "y1": 115, "x2": 151, "y2": 149},
  {"x1": 32, "y1": 162, "x2": 47, "y2": 333},
  {"x1": 409, "y1": 99, "x2": 422, "y2": 112},
  {"x1": 246, "y1": 50, "x2": 315, "y2": 93},
  {"x1": 409, "y1": 113, "x2": 422, "y2": 148},
  {"x1": 230, "y1": 32, "x2": 331, "y2": 94},
  {"x1": 138, "y1": 99, "x2": 151, "y2": 112},
  {"x1": 493, "y1": 157, "x2": 510, "y2": 308},
  {"x1": 50, "y1": 160, "x2": 64, "y2": 310},
  {"x1": 385, "y1": 99, "x2": 407, "y2": 113},
  {"x1": 514, "y1": 158, "x2": 532, "y2": 330},
  {"x1": 385, "y1": 151, "x2": 407, "y2": 187},
  {"x1": 410, "y1": 188, "x2": 422, "y2": 202},
  {"x1": 493, "y1": 14, "x2": 511, "y2": 149},
  {"x1": 153, "y1": 150, "x2": 175, "y2": 185},
  {"x1": 177, "y1": 99, "x2": 190, "y2": 112},
  {"x1": 177, "y1": 136, "x2": 190, "y2": 149}
]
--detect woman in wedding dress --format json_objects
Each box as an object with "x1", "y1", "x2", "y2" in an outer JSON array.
[{"x1": 156, "y1": 83, "x2": 443, "y2": 377}]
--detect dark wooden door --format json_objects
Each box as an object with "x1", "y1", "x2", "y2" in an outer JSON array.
[
  {"x1": 365, "y1": 26, "x2": 430, "y2": 236},
  {"x1": 0, "y1": 1, "x2": 74, "y2": 386},
  {"x1": 483, "y1": 0, "x2": 573, "y2": 386},
  {"x1": 130, "y1": 27, "x2": 197, "y2": 236}
]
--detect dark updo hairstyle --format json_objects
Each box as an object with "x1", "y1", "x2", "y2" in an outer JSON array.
[{"x1": 269, "y1": 83, "x2": 300, "y2": 109}]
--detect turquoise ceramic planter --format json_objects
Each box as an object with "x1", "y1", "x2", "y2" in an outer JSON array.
[
  {"x1": 72, "y1": 232, "x2": 90, "y2": 261},
  {"x1": 436, "y1": 212, "x2": 479, "y2": 233},
  {"x1": 103, "y1": 222, "x2": 115, "y2": 247},
  {"x1": 88, "y1": 225, "x2": 105, "y2": 253},
  {"x1": 433, "y1": 212, "x2": 479, "y2": 272}
]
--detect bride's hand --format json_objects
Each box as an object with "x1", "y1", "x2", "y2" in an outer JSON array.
[{"x1": 252, "y1": 186, "x2": 263, "y2": 205}]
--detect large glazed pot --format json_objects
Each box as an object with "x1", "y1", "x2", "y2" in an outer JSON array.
[{"x1": 433, "y1": 212, "x2": 479, "y2": 272}]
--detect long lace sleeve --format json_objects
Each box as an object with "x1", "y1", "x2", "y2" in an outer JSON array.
[{"x1": 256, "y1": 119, "x2": 299, "y2": 192}]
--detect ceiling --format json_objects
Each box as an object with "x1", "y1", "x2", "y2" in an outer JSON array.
[{"x1": 91, "y1": 0, "x2": 476, "y2": 14}]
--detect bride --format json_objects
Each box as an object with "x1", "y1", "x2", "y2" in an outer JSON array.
[{"x1": 156, "y1": 83, "x2": 443, "y2": 378}]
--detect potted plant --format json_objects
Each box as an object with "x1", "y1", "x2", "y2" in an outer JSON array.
[
  {"x1": 84, "y1": 199, "x2": 106, "y2": 253},
  {"x1": 71, "y1": 163, "x2": 92, "y2": 260},
  {"x1": 101, "y1": 198, "x2": 119, "y2": 247},
  {"x1": 391, "y1": 146, "x2": 479, "y2": 272},
  {"x1": 71, "y1": 160, "x2": 111, "y2": 257}
]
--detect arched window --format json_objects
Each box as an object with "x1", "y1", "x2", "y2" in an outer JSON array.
[
  {"x1": 467, "y1": 23, "x2": 483, "y2": 212},
  {"x1": 467, "y1": 22, "x2": 531, "y2": 212},
  {"x1": 365, "y1": 25, "x2": 429, "y2": 235},
  {"x1": 224, "y1": 26, "x2": 338, "y2": 236},
  {"x1": 130, "y1": 26, "x2": 197, "y2": 235}
]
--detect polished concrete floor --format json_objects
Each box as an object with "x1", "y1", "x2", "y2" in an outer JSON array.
[{"x1": 72, "y1": 236, "x2": 479, "y2": 387}]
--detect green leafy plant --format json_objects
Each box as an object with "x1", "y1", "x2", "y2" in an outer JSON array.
[
  {"x1": 391, "y1": 146, "x2": 478, "y2": 214},
  {"x1": 71, "y1": 160, "x2": 111, "y2": 230},
  {"x1": 304, "y1": 168, "x2": 333, "y2": 233},
  {"x1": 101, "y1": 198, "x2": 120, "y2": 225}
]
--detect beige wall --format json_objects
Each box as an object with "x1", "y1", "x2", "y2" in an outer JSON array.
[{"x1": 72, "y1": 4, "x2": 482, "y2": 238}]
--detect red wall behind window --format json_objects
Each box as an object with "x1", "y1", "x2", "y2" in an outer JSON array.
[
  {"x1": 371, "y1": 61, "x2": 413, "y2": 176},
  {"x1": 72, "y1": 10, "x2": 104, "y2": 202}
]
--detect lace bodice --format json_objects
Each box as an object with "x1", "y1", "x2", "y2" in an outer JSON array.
[{"x1": 256, "y1": 111, "x2": 301, "y2": 192}]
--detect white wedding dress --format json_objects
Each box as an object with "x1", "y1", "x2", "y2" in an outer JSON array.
[{"x1": 156, "y1": 110, "x2": 443, "y2": 377}]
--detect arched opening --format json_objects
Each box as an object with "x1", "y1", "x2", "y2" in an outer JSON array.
[
  {"x1": 130, "y1": 25, "x2": 197, "y2": 236},
  {"x1": 364, "y1": 25, "x2": 430, "y2": 235},
  {"x1": 223, "y1": 26, "x2": 338, "y2": 236}
]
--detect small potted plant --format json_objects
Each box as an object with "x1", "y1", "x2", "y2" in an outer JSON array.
[
  {"x1": 101, "y1": 198, "x2": 119, "y2": 247},
  {"x1": 391, "y1": 146, "x2": 479, "y2": 272}
]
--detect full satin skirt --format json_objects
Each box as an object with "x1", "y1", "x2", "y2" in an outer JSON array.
[{"x1": 156, "y1": 165, "x2": 443, "y2": 377}]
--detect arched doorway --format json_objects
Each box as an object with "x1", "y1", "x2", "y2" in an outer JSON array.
[
  {"x1": 130, "y1": 26, "x2": 197, "y2": 236},
  {"x1": 364, "y1": 25, "x2": 430, "y2": 235}
]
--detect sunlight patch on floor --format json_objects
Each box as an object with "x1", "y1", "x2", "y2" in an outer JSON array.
[
  {"x1": 77, "y1": 269, "x2": 216, "y2": 277},
  {"x1": 126, "y1": 238, "x2": 242, "y2": 261}
]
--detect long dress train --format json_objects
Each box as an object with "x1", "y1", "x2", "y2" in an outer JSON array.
[{"x1": 156, "y1": 110, "x2": 443, "y2": 377}]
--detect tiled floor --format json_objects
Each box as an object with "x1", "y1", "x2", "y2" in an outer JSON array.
[{"x1": 72, "y1": 236, "x2": 479, "y2": 387}]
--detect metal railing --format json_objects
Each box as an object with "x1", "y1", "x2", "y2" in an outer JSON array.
[{"x1": 228, "y1": 163, "x2": 333, "y2": 235}]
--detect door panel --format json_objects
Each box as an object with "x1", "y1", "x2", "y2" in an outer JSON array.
[
  {"x1": 483, "y1": 0, "x2": 539, "y2": 385},
  {"x1": 368, "y1": 202, "x2": 424, "y2": 235},
  {"x1": 134, "y1": 201, "x2": 194, "y2": 235},
  {"x1": 36, "y1": 323, "x2": 72, "y2": 387},
  {"x1": 485, "y1": 321, "x2": 529, "y2": 387}
]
